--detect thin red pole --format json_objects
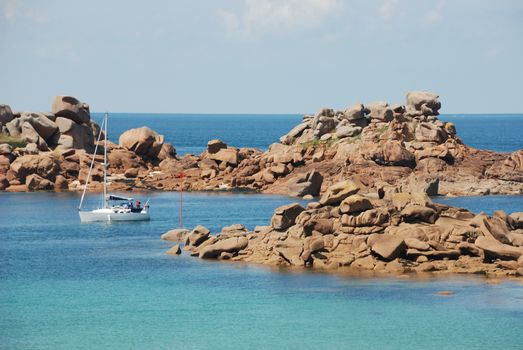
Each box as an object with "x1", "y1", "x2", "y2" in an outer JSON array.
[{"x1": 179, "y1": 172, "x2": 184, "y2": 229}]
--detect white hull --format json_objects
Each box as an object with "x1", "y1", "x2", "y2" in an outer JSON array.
[
  {"x1": 79, "y1": 208, "x2": 150, "y2": 222},
  {"x1": 78, "y1": 113, "x2": 152, "y2": 223}
]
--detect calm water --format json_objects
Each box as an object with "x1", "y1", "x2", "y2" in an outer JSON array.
[
  {"x1": 2, "y1": 114, "x2": 523, "y2": 349},
  {"x1": 92, "y1": 113, "x2": 523, "y2": 155},
  {"x1": 1, "y1": 192, "x2": 522, "y2": 350}
]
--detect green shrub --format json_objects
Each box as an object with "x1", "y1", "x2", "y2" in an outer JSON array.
[{"x1": 0, "y1": 133, "x2": 27, "y2": 148}]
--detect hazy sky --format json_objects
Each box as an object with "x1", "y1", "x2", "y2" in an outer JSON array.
[{"x1": 1, "y1": 0, "x2": 522, "y2": 113}]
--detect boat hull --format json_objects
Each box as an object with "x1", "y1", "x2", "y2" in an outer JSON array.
[{"x1": 79, "y1": 209, "x2": 150, "y2": 222}]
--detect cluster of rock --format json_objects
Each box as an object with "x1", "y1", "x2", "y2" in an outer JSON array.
[
  {"x1": 1, "y1": 97, "x2": 96, "y2": 153},
  {"x1": 145, "y1": 91, "x2": 522, "y2": 197},
  {"x1": 0, "y1": 96, "x2": 176, "y2": 191},
  {"x1": 279, "y1": 91, "x2": 443, "y2": 145},
  {"x1": 162, "y1": 180, "x2": 523, "y2": 277},
  {"x1": 2, "y1": 91, "x2": 522, "y2": 197}
]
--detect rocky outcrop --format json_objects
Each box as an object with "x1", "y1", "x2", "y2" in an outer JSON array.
[
  {"x1": 119, "y1": 127, "x2": 167, "y2": 159},
  {"x1": 51, "y1": 95, "x2": 91, "y2": 125},
  {"x1": 271, "y1": 203, "x2": 305, "y2": 231},
  {"x1": 287, "y1": 170, "x2": 323, "y2": 197},
  {"x1": 56, "y1": 117, "x2": 94, "y2": 151},
  {"x1": 0, "y1": 105, "x2": 14, "y2": 125},
  {"x1": 486, "y1": 150, "x2": 523, "y2": 182},
  {"x1": 2, "y1": 91, "x2": 523, "y2": 196},
  {"x1": 167, "y1": 181, "x2": 523, "y2": 277}
]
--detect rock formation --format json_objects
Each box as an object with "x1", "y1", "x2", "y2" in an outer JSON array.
[
  {"x1": 0, "y1": 96, "x2": 176, "y2": 192},
  {"x1": 164, "y1": 181, "x2": 523, "y2": 277},
  {"x1": 1, "y1": 91, "x2": 522, "y2": 196}
]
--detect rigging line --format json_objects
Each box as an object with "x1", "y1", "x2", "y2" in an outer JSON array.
[{"x1": 78, "y1": 114, "x2": 106, "y2": 210}]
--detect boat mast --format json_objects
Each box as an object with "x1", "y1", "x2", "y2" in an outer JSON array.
[
  {"x1": 78, "y1": 113, "x2": 106, "y2": 210},
  {"x1": 103, "y1": 112, "x2": 108, "y2": 209}
]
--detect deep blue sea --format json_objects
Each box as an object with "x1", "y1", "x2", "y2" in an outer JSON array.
[
  {"x1": 92, "y1": 113, "x2": 523, "y2": 155},
  {"x1": 1, "y1": 114, "x2": 523, "y2": 349}
]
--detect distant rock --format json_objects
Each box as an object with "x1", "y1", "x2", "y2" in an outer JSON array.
[
  {"x1": 343, "y1": 103, "x2": 365, "y2": 121},
  {"x1": 335, "y1": 125, "x2": 362, "y2": 139},
  {"x1": 119, "y1": 126, "x2": 164, "y2": 159},
  {"x1": 56, "y1": 117, "x2": 94, "y2": 151},
  {"x1": 319, "y1": 180, "x2": 360, "y2": 206},
  {"x1": 406, "y1": 91, "x2": 441, "y2": 116},
  {"x1": 165, "y1": 244, "x2": 182, "y2": 255},
  {"x1": 207, "y1": 139, "x2": 227, "y2": 154},
  {"x1": 198, "y1": 236, "x2": 248, "y2": 259},
  {"x1": 0, "y1": 105, "x2": 14, "y2": 125},
  {"x1": 51, "y1": 96, "x2": 91, "y2": 124},
  {"x1": 271, "y1": 203, "x2": 305, "y2": 231},
  {"x1": 365, "y1": 101, "x2": 393, "y2": 122},
  {"x1": 208, "y1": 147, "x2": 238, "y2": 166},
  {"x1": 287, "y1": 170, "x2": 323, "y2": 197},
  {"x1": 370, "y1": 235, "x2": 406, "y2": 261},
  {"x1": 161, "y1": 229, "x2": 190, "y2": 242},
  {"x1": 26, "y1": 173, "x2": 54, "y2": 191},
  {"x1": 9, "y1": 153, "x2": 60, "y2": 183}
]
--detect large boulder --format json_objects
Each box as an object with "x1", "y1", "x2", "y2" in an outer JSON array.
[
  {"x1": 406, "y1": 91, "x2": 441, "y2": 116},
  {"x1": 21, "y1": 122, "x2": 48, "y2": 151},
  {"x1": 401, "y1": 204, "x2": 438, "y2": 224},
  {"x1": 279, "y1": 122, "x2": 310, "y2": 145},
  {"x1": 510, "y1": 212, "x2": 523, "y2": 229},
  {"x1": 341, "y1": 208, "x2": 390, "y2": 227},
  {"x1": 319, "y1": 180, "x2": 360, "y2": 206},
  {"x1": 119, "y1": 126, "x2": 164, "y2": 159},
  {"x1": 382, "y1": 141, "x2": 416, "y2": 167},
  {"x1": 0, "y1": 105, "x2": 14, "y2": 125},
  {"x1": 185, "y1": 225, "x2": 211, "y2": 247},
  {"x1": 207, "y1": 139, "x2": 227, "y2": 154},
  {"x1": 56, "y1": 117, "x2": 94, "y2": 151},
  {"x1": 271, "y1": 203, "x2": 305, "y2": 231},
  {"x1": 161, "y1": 228, "x2": 190, "y2": 242},
  {"x1": 108, "y1": 149, "x2": 146, "y2": 171},
  {"x1": 486, "y1": 150, "x2": 523, "y2": 182},
  {"x1": 339, "y1": 195, "x2": 373, "y2": 214},
  {"x1": 158, "y1": 143, "x2": 177, "y2": 161},
  {"x1": 370, "y1": 235, "x2": 406, "y2": 261},
  {"x1": 287, "y1": 170, "x2": 323, "y2": 197},
  {"x1": 415, "y1": 122, "x2": 447, "y2": 144},
  {"x1": 208, "y1": 147, "x2": 239, "y2": 166},
  {"x1": 335, "y1": 125, "x2": 362, "y2": 139},
  {"x1": 25, "y1": 113, "x2": 59, "y2": 142},
  {"x1": 343, "y1": 103, "x2": 365, "y2": 121},
  {"x1": 475, "y1": 236, "x2": 523, "y2": 260},
  {"x1": 26, "y1": 174, "x2": 54, "y2": 191},
  {"x1": 9, "y1": 153, "x2": 60, "y2": 182},
  {"x1": 51, "y1": 96, "x2": 90, "y2": 124},
  {"x1": 365, "y1": 101, "x2": 393, "y2": 122},
  {"x1": 198, "y1": 236, "x2": 249, "y2": 259}
]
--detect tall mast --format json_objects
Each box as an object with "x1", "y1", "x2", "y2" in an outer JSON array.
[{"x1": 103, "y1": 112, "x2": 108, "y2": 208}]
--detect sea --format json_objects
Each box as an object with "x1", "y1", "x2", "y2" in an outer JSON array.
[{"x1": 1, "y1": 114, "x2": 523, "y2": 349}]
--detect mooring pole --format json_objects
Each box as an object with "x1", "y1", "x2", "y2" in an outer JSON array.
[{"x1": 179, "y1": 172, "x2": 184, "y2": 229}]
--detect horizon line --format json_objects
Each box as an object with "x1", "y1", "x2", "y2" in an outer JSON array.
[{"x1": 89, "y1": 111, "x2": 523, "y2": 116}]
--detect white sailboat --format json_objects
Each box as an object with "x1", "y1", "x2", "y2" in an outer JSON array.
[{"x1": 78, "y1": 112, "x2": 150, "y2": 222}]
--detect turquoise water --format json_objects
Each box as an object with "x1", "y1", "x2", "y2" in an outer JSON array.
[
  {"x1": 2, "y1": 115, "x2": 523, "y2": 349},
  {"x1": 1, "y1": 192, "x2": 523, "y2": 350},
  {"x1": 433, "y1": 195, "x2": 523, "y2": 215},
  {"x1": 93, "y1": 113, "x2": 523, "y2": 155}
]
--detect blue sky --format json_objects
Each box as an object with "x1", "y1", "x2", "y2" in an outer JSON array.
[{"x1": 1, "y1": 0, "x2": 522, "y2": 113}]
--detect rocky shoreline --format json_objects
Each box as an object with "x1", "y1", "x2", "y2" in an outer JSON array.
[
  {"x1": 2, "y1": 92, "x2": 523, "y2": 276},
  {"x1": 1, "y1": 92, "x2": 523, "y2": 197},
  {"x1": 162, "y1": 182, "x2": 523, "y2": 277}
]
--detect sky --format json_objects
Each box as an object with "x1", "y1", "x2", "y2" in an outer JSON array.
[{"x1": 1, "y1": 0, "x2": 522, "y2": 114}]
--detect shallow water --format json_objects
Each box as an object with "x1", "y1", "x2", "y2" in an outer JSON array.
[
  {"x1": 1, "y1": 192, "x2": 522, "y2": 350},
  {"x1": 433, "y1": 195, "x2": 523, "y2": 215},
  {"x1": 93, "y1": 113, "x2": 523, "y2": 155}
]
